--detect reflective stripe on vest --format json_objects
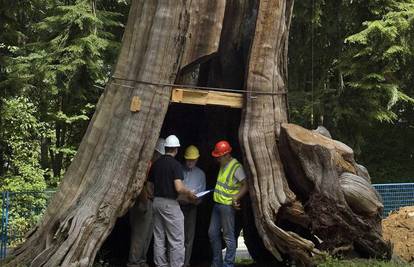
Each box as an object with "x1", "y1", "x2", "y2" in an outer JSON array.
[{"x1": 213, "y1": 159, "x2": 241, "y2": 205}]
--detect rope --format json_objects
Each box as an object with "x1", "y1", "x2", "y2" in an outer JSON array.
[
  {"x1": 311, "y1": 0, "x2": 315, "y2": 126},
  {"x1": 106, "y1": 76, "x2": 288, "y2": 96}
]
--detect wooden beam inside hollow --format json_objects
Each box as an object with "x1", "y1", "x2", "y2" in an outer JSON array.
[{"x1": 170, "y1": 88, "x2": 243, "y2": 108}]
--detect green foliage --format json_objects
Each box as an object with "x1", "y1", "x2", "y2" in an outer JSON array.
[
  {"x1": 0, "y1": 0, "x2": 127, "y2": 244},
  {"x1": 2, "y1": 0, "x2": 126, "y2": 184},
  {"x1": 358, "y1": 118, "x2": 414, "y2": 183},
  {"x1": 289, "y1": 0, "x2": 414, "y2": 180},
  {"x1": 0, "y1": 97, "x2": 46, "y2": 192},
  {"x1": 0, "y1": 97, "x2": 48, "y2": 245},
  {"x1": 341, "y1": 1, "x2": 414, "y2": 122}
]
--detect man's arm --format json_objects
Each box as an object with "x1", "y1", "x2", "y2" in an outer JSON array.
[
  {"x1": 234, "y1": 180, "x2": 248, "y2": 201},
  {"x1": 174, "y1": 179, "x2": 197, "y2": 202},
  {"x1": 147, "y1": 181, "x2": 154, "y2": 199},
  {"x1": 232, "y1": 180, "x2": 248, "y2": 209}
]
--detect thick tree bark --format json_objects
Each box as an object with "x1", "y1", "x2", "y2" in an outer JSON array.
[
  {"x1": 3, "y1": 1, "x2": 225, "y2": 266},
  {"x1": 239, "y1": 0, "x2": 317, "y2": 265}
]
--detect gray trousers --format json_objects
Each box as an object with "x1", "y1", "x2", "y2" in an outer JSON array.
[
  {"x1": 128, "y1": 200, "x2": 153, "y2": 267},
  {"x1": 181, "y1": 205, "x2": 197, "y2": 267},
  {"x1": 153, "y1": 197, "x2": 185, "y2": 267}
]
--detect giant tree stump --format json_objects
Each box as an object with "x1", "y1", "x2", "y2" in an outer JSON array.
[{"x1": 2, "y1": 1, "x2": 391, "y2": 266}]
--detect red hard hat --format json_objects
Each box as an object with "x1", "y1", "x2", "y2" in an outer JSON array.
[{"x1": 212, "y1": 140, "x2": 232, "y2": 158}]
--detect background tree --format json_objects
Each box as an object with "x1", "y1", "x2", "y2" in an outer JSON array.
[
  {"x1": 0, "y1": 0, "x2": 127, "y2": 246},
  {"x1": 288, "y1": 0, "x2": 414, "y2": 181},
  {"x1": 1, "y1": 0, "x2": 127, "y2": 186},
  {"x1": 341, "y1": 1, "x2": 414, "y2": 182}
]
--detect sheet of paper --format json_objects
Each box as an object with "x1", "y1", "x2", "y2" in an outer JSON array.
[{"x1": 196, "y1": 190, "x2": 213, "y2": 198}]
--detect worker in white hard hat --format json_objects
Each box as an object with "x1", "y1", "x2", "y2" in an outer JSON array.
[
  {"x1": 178, "y1": 145, "x2": 206, "y2": 267},
  {"x1": 149, "y1": 135, "x2": 197, "y2": 267},
  {"x1": 128, "y1": 138, "x2": 165, "y2": 267}
]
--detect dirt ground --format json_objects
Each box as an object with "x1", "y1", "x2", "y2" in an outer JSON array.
[{"x1": 382, "y1": 206, "x2": 414, "y2": 263}]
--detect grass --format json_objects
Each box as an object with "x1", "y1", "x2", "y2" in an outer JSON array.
[
  {"x1": 317, "y1": 258, "x2": 411, "y2": 267},
  {"x1": 233, "y1": 256, "x2": 411, "y2": 267}
]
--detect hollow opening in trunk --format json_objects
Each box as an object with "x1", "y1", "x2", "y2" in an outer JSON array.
[
  {"x1": 97, "y1": 102, "x2": 258, "y2": 266},
  {"x1": 97, "y1": 39, "x2": 273, "y2": 263},
  {"x1": 159, "y1": 103, "x2": 243, "y2": 265}
]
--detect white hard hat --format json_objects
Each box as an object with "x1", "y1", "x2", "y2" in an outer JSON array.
[
  {"x1": 155, "y1": 138, "x2": 165, "y2": 155},
  {"x1": 165, "y1": 135, "x2": 180, "y2": 148}
]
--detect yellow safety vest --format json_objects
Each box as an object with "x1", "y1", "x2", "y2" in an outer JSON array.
[{"x1": 213, "y1": 159, "x2": 241, "y2": 205}]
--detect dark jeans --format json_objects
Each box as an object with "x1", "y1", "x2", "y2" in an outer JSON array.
[
  {"x1": 181, "y1": 204, "x2": 197, "y2": 267},
  {"x1": 208, "y1": 203, "x2": 236, "y2": 267}
]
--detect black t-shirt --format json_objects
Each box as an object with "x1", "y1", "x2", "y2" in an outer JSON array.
[{"x1": 149, "y1": 155, "x2": 184, "y2": 199}]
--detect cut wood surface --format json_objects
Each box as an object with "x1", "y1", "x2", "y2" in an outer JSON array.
[
  {"x1": 170, "y1": 88, "x2": 243, "y2": 108},
  {"x1": 279, "y1": 123, "x2": 391, "y2": 259}
]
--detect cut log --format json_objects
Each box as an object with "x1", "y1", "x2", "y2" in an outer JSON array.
[{"x1": 279, "y1": 123, "x2": 391, "y2": 259}]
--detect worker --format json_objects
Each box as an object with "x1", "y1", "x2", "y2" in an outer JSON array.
[
  {"x1": 127, "y1": 138, "x2": 165, "y2": 267},
  {"x1": 149, "y1": 135, "x2": 197, "y2": 267},
  {"x1": 208, "y1": 141, "x2": 249, "y2": 267},
  {"x1": 179, "y1": 145, "x2": 206, "y2": 267}
]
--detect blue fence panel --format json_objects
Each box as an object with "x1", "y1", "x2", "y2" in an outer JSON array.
[
  {"x1": 373, "y1": 183, "x2": 414, "y2": 218},
  {"x1": 0, "y1": 191, "x2": 55, "y2": 260},
  {"x1": 0, "y1": 192, "x2": 9, "y2": 260}
]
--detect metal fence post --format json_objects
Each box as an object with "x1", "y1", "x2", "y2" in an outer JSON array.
[
  {"x1": 4, "y1": 191, "x2": 10, "y2": 258},
  {"x1": 0, "y1": 191, "x2": 6, "y2": 259}
]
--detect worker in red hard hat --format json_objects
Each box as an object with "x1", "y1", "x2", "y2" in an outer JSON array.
[{"x1": 208, "y1": 140, "x2": 249, "y2": 267}]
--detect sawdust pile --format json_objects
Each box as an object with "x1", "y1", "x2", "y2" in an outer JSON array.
[{"x1": 382, "y1": 206, "x2": 414, "y2": 263}]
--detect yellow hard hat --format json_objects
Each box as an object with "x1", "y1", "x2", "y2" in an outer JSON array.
[{"x1": 184, "y1": 145, "x2": 200, "y2": 160}]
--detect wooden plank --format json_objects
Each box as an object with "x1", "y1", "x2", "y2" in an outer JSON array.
[
  {"x1": 130, "y1": 96, "x2": 142, "y2": 112},
  {"x1": 170, "y1": 88, "x2": 243, "y2": 108},
  {"x1": 171, "y1": 89, "x2": 184, "y2": 102}
]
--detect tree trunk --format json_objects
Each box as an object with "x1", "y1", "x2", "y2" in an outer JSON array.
[
  {"x1": 3, "y1": 1, "x2": 391, "y2": 266},
  {"x1": 238, "y1": 0, "x2": 390, "y2": 265},
  {"x1": 239, "y1": 0, "x2": 318, "y2": 265}
]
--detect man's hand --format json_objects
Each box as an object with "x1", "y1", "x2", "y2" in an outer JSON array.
[
  {"x1": 232, "y1": 180, "x2": 248, "y2": 210},
  {"x1": 177, "y1": 193, "x2": 197, "y2": 205},
  {"x1": 187, "y1": 191, "x2": 198, "y2": 204},
  {"x1": 232, "y1": 197, "x2": 241, "y2": 210},
  {"x1": 147, "y1": 182, "x2": 154, "y2": 200},
  {"x1": 175, "y1": 179, "x2": 198, "y2": 204}
]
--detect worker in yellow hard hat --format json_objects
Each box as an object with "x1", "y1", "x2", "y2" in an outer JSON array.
[{"x1": 179, "y1": 145, "x2": 206, "y2": 267}]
